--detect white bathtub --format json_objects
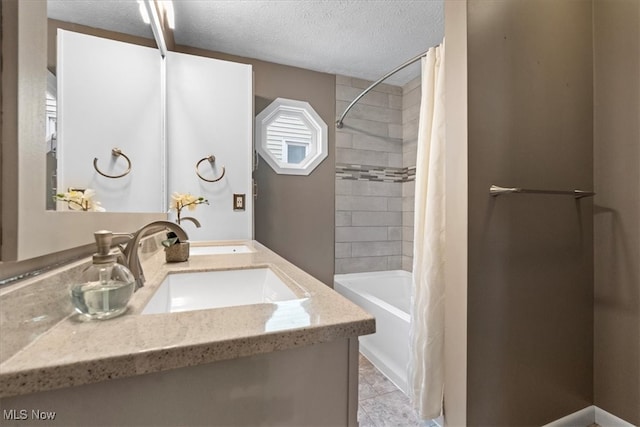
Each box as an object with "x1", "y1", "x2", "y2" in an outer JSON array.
[{"x1": 334, "y1": 270, "x2": 411, "y2": 395}]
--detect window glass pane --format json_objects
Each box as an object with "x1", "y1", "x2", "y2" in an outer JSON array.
[{"x1": 287, "y1": 144, "x2": 307, "y2": 164}]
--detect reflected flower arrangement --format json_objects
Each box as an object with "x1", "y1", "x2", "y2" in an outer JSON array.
[{"x1": 55, "y1": 188, "x2": 105, "y2": 212}]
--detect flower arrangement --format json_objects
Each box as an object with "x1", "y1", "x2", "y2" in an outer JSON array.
[
  {"x1": 55, "y1": 188, "x2": 105, "y2": 212},
  {"x1": 170, "y1": 192, "x2": 209, "y2": 226}
]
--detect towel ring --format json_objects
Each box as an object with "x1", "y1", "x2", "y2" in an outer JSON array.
[
  {"x1": 196, "y1": 155, "x2": 226, "y2": 183},
  {"x1": 93, "y1": 148, "x2": 132, "y2": 179}
]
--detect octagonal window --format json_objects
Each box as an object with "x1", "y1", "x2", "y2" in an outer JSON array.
[{"x1": 255, "y1": 98, "x2": 328, "y2": 175}]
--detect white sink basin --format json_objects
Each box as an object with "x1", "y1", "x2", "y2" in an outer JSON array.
[
  {"x1": 189, "y1": 244, "x2": 253, "y2": 256},
  {"x1": 142, "y1": 268, "x2": 298, "y2": 314}
]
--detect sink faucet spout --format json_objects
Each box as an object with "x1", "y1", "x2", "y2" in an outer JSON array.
[{"x1": 124, "y1": 221, "x2": 189, "y2": 291}]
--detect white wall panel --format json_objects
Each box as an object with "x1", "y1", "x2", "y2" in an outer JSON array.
[{"x1": 166, "y1": 51, "x2": 253, "y2": 240}]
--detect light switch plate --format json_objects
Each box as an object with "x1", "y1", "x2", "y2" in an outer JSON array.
[{"x1": 233, "y1": 194, "x2": 246, "y2": 211}]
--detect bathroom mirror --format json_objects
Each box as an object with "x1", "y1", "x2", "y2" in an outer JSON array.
[
  {"x1": 255, "y1": 98, "x2": 328, "y2": 176},
  {"x1": 46, "y1": 1, "x2": 165, "y2": 213},
  {"x1": 1, "y1": 1, "x2": 164, "y2": 262}
]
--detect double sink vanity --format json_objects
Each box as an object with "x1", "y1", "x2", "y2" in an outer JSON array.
[{"x1": 0, "y1": 238, "x2": 375, "y2": 426}]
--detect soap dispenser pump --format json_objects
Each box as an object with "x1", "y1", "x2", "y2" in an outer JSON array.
[{"x1": 70, "y1": 230, "x2": 135, "y2": 320}]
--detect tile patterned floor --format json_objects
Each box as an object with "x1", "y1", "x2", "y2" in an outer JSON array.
[{"x1": 358, "y1": 354, "x2": 434, "y2": 427}]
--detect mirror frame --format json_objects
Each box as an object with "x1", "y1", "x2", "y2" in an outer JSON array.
[
  {"x1": 1, "y1": 1, "x2": 164, "y2": 263},
  {"x1": 255, "y1": 98, "x2": 328, "y2": 176}
]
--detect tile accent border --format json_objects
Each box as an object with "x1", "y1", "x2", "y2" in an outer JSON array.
[{"x1": 336, "y1": 163, "x2": 415, "y2": 183}]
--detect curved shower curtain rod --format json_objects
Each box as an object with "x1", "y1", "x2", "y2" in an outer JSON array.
[{"x1": 336, "y1": 47, "x2": 433, "y2": 129}]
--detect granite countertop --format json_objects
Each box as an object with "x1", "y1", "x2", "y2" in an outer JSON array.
[{"x1": 0, "y1": 240, "x2": 375, "y2": 398}]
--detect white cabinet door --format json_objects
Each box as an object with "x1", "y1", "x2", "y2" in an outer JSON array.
[
  {"x1": 166, "y1": 52, "x2": 253, "y2": 240},
  {"x1": 57, "y1": 30, "x2": 164, "y2": 213}
]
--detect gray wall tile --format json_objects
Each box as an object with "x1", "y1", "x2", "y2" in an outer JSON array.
[
  {"x1": 351, "y1": 181, "x2": 401, "y2": 197},
  {"x1": 402, "y1": 240, "x2": 414, "y2": 258},
  {"x1": 336, "y1": 131, "x2": 353, "y2": 148},
  {"x1": 352, "y1": 211, "x2": 402, "y2": 227},
  {"x1": 336, "y1": 75, "x2": 352, "y2": 86},
  {"x1": 336, "y1": 101, "x2": 402, "y2": 124},
  {"x1": 352, "y1": 134, "x2": 402, "y2": 153},
  {"x1": 334, "y1": 74, "x2": 415, "y2": 275},
  {"x1": 336, "y1": 84, "x2": 390, "y2": 107},
  {"x1": 337, "y1": 195, "x2": 389, "y2": 212},
  {"x1": 403, "y1": 118, "x2": 420, "y2": 141},
  {"x1": 389, "y1": 94, "x2": 403, "y2": 110},
  {"x1": 402, "y1": 181, "x2": 416, "y2": 197},
  {"x1": 402, "y1": 256, "x2": 413, "y2": 272},
  {"x1": 335, "y1": 256, "x2": 390, "y2": 274},
  {"x1": 388, "y1": 226, "x2": 402, "y2": 240},
  {"x1": 402, "y1": 226, "x2": 414, "y2": 242},
  {"x1": 336, "y1": 179, "x2": 353, "y2": 196},
  {"x1": 336, "y1": 226, "x2": 388, "y2": 242},
  {"x1": 388, "y1": 256, "x2": 403, "y2": 270},
  {"x1": 337, "y1": 117, "x2": 389, "y2": 138},
  {"x1": 402, "y1": 197, "x2": 415, "y2": 212},
  {"x1": 350, "y1": 77, "x2": 402, "y2": 95},
  {"x1": 387, "y1": 197, "x2": 403, "y2": 211},
  {"x1": 336, "y1": 211, "x2": 352, "y2": 227},
  {"x1": 335, "y1": 242, "x2": 352, "y2": 259},
  {"x1": 352, "y1": 241, "x2": 402, "y2": 257},
  {"x1": 388, "y1": 124, "x2": 403, "y2": 139},
  {"x1": 403, "y1": 76, "x2": 421, "y2": 94},
  {"x1": 389, "y1": 153, "x2": 403, "y2": 168},
  {"x1": 336, "y1": 148, "x2": 389, "y2": 166}
]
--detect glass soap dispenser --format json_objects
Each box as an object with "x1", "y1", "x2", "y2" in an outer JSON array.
[{"x1": 71, "y1": 230, "x2": 135, "y2": 320}]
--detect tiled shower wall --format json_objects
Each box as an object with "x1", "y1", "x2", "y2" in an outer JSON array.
[{"x1": 335, "y1": 75, "x2": 420, "y2": 274}]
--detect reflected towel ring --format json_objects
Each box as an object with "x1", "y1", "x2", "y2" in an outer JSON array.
[
  {"x1": 196, "y1": 155, "x2": 226, "y2": 183},
  {"x1": 93, "y1": 148, "x2": 132, "y2": 179}
]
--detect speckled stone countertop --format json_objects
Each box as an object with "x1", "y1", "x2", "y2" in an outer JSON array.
[{"x1": 0, "y1": 240, "x2": 375, "y2": 399}]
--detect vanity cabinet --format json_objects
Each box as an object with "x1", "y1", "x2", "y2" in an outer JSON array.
[{"x1": 0, "y1": 339, "x2": 359, "y2": 427}]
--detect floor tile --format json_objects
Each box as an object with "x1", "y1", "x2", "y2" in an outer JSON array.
[
  {"x1": 359, "y1": 376, "x2": 378, "y2": 400},
  {"x1": 361, "y1": 362, "x2": 399, "y2": 395},
  {"x1": 360, "y1": 390, "x2": 422, "y2": 427},
  {"x1": 358, "y1": 405, "x2": 377, "y2": 427}
]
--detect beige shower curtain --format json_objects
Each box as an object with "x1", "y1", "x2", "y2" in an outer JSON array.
[{"x1": 408, "y1": 42, "x2": 446, "y2": 421}]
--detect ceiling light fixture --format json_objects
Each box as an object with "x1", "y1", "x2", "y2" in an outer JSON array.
[
  {"x1": 137, "y1": 0, "x2": 150, "y2": 24},
  {"x1": 158, "y1": 1, "x2": 175, "y2": 30},
  {"x1": 141, "y1": 0, "x2": 168, "y2": 57}
]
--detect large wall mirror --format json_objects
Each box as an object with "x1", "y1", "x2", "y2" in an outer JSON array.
[
  {"x1": 255, "y1": 98, "x2": 328, "y2": 176},
  {"x1": 47, "y1": 1, "x2": 165, "y2": 213},
  {"x1": 1, "y1": 1, "x2": 164, "y2": 262}
]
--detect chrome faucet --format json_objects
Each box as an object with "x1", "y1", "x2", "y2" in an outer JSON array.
[{"x1": 120, "y1": 220, "x2": 189, "y2": 291}]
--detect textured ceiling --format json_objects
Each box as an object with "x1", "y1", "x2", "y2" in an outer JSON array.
[{"x1": 48, "y1": 0, "x2": 444, "y2": 86}]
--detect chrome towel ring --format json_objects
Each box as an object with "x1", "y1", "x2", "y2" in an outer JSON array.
[
  {"x1": 93, "y1": 148, "x2": 132, "y2": 179},
  {"x1": 196, "y1": 155, "x2": 225, "y2": 183}
]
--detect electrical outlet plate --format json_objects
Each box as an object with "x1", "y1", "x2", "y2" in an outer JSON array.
[{"x1": 233, "y1": 194, "x2": 246, "y2": 211}]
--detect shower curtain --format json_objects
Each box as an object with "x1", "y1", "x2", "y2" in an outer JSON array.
[{"x1": 409, "y1": 42, "x2": 446, "y2": 421}]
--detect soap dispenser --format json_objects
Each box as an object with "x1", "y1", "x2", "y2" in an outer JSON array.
[{"x1": 71, "y1": 230, "x2": 135, "y2": 320}]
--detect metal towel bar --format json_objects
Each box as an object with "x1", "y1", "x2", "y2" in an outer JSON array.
[
  {"x1": 93, "y1": 148, "x2": 132, "y2": 179},
  {"x1": 490, "y1": 185, "x2": 595, "y2": 199},
  {"x1": 196, "y1": 155, "x2": 225, "y2": 183}
]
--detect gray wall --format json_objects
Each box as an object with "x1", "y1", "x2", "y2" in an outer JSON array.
[
  {"x1": 334, "y1": 75, "x2": 404, "y2": 274},
  {"x1": 177, "y1": 46, "x2": 336, "y2": 286},
  {"x1": 466, "y1": 1, "x2": 594, "y2": 425},
  {"x1": 593, "y1": 0, "x2": 640, "y2": 424}
]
